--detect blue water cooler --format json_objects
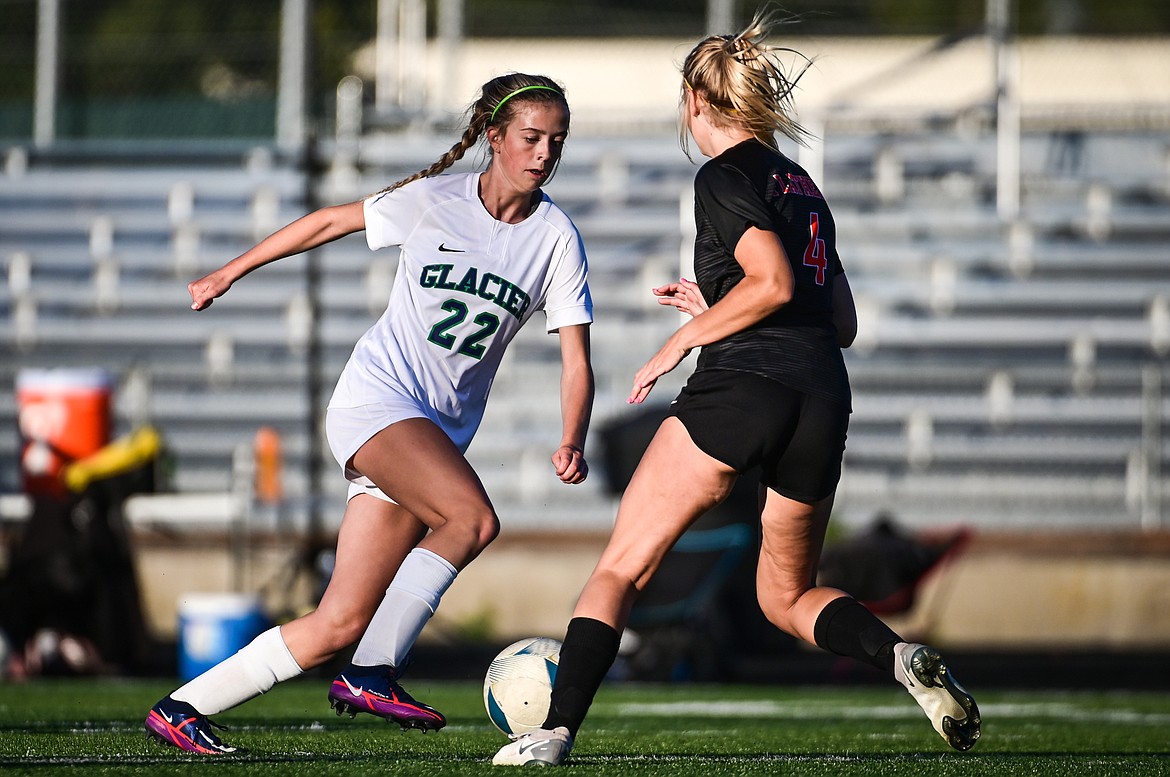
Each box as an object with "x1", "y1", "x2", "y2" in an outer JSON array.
[{"x1": 177, "y1": 593, "x2": 268, "y2": 681}]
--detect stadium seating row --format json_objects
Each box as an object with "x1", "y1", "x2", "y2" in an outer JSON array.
[{"x1": 1, "y1": 127, "x2": 1167, "y2": 533}]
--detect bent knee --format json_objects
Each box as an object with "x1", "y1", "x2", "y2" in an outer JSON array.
[
  {"x1": 478, "y1": 512, "x2": 501, "y2": 548},
  {"x1": 758, "y1": 589, "x2": 807, "y2": 634},
  {"x1": 441, "y1": 505, "x2": 499, "y2": 553},
  {"x1": 460, "y1": 507, "x2": 499, "y2": 551}
]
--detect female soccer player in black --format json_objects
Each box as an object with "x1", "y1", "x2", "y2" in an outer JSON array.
[{"x1": 494, "y1": 12, "x2": 980, "y2": 766}]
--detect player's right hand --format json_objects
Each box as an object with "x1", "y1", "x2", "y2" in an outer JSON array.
[
  {"x1": 188, "y1": 270, "x2": 232, "y2": 310},
  {"x1": 628, "y1": 337, "x2": 691, "y2": 405}
]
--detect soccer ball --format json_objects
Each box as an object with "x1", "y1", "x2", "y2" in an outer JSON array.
[{"x1": 483, "y1": 637, "x2": 561, "y2": 736}]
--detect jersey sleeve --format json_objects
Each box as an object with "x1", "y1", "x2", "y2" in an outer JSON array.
[
  {"x1": 363, "y1": 182, "x2": 425, "y2": 251},
  {"x1": 542, "y1": 228, "x2": 593, "y2": 333},
  {"x1": 694, "y1": 161, "x2": 775, "y2": 255}
]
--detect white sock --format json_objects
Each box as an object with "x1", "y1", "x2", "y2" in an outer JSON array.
[
  {"x1": 351, "y1": 547, "x2": 458, "y2": 668},
  {"x1": 172, "y1": 626, "x2": 303, "y2": 715}
]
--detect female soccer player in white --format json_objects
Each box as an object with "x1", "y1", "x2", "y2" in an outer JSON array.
[
  {"x1": 145, "y1": 73, "x2": 595, "y2": 754},
  {"x1": 494, "y1": 15, "x2": 980, "y2": 767}
]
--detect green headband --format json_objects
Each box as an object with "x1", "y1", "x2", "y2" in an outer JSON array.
[{"x1": 490, "y1": 85, "x2": 562, "y2": 122}]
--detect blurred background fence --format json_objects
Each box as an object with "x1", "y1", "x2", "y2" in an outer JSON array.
[{"x1": 2, "y1": 0, "x2": 1170, "y2": 668}]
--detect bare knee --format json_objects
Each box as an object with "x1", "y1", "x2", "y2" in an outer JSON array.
[
  {"x1": 454, "y1": 504, "x2": 499, "y2": 552},
  {"x1": 758, "y1": 587, "x2": 807, "y2": 636},
  {"x1": 429, "y1": 504, "x2": 499, "y2": 564},
  {"x1": 477, "y1": 510, "x2": 501, "y2": 550}
]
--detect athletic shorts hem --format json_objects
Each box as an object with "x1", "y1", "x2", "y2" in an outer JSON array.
[
  {"x1": 668, "y1": 369, "x2": 848, "y2": 499},
  {"x1": 347, "y1": 477, "x2": 398, "y2": 504},
  {"x1": 768, "y1": 484, "x2": 836, "y2": 505},
  {"x1": 325, "y1": 403, "x2": 428, "y2": 480}
]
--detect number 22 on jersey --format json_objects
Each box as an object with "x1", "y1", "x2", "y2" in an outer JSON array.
[{"x1": 427, "y1": 299, "x2": 501, "y2": 360}]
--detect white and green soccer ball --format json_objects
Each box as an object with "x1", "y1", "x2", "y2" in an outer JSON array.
[{"x1": 483, "y1": 637, "x2": 561, "y2": 736}]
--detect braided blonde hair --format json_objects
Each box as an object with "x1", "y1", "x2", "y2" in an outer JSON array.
[
  {"x1": 680, "y1": 9, "x2": 812, "y2": 157},
  {"x1": 370, "y1": 73, "x2": 568, "y2": 197}
]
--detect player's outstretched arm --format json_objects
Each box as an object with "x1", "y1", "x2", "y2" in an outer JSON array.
[
  {"x1": 552, "y1": 323, "x2": 593, "y2": 484},
  {"x1": 188, "y1": 201, "x2": 366, "y2": 310}
]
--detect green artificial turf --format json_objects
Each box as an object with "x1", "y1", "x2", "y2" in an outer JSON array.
[{"x1": 1, "y1": 678, "x2": 1168, "y2": 775}]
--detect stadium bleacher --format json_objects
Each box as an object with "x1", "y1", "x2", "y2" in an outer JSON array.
[{"x1": 1, "y1": 126, "x2": 1167, "y2": 533}]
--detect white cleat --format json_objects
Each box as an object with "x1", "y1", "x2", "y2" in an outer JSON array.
[
  {"x1": 492, "y1": 726, "x2": 573, "y2": 767},
  {"x1": 894, "y1": 642, "x2": 981, "y2": 751}
]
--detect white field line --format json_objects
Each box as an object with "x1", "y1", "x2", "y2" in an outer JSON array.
[
  {"x1": 24, "y1": 721, "x2": 485, "y2": 737},
  {"x1": 609, "y1": 700, "x2": 1170, "y2": 725}
]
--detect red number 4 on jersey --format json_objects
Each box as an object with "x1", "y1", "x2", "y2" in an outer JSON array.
[{"x1": 803, "y1": 212, "x2": 827, "y2": 286}]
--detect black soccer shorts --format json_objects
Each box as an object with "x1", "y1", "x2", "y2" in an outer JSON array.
[{"x1": 667, "y1": 368, "x2": 849, "y2": 503}]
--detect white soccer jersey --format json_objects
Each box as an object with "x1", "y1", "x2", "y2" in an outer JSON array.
[{"x1": 327, "y1": 172, "x2": 593, "y2": 452}]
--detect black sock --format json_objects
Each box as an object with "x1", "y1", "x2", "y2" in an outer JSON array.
[
  {"x1": 543, "y1": 617, "x2": 621, "y2": 736},
  {"x1": 812, "y1": 596, "x2": 900, "y2": 673}
]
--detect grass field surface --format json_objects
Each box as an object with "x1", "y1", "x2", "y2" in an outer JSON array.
[{"x1": 1, "y1": 678, "x2": 1168, "y2": 775}]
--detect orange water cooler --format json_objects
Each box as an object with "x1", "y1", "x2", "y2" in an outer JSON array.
[{"x1": 16, "y1": 368, "x2": 113, "y2": 497}]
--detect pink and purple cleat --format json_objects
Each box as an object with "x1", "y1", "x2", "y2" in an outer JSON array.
[
  {"x1": 328, "y1": 663, "x2": 446, "y2": 732},
  {"x1": 144, "y1": 696, "x2": 241, "y2": 755}
]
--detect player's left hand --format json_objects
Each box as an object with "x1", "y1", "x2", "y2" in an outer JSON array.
[
  {"x1": 552, "y1": 444, "x2": 588, "y2": 484},
  {"x1": 653, "y1": 278, "x2": 708, "y2": 318}
]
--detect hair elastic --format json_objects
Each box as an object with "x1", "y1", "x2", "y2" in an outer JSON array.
[{"x1": 490, "y1": 85, "x2": 562, "y2": 122}]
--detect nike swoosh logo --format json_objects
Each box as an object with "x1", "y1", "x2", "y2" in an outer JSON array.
[
  {"x1": 438, "y1": 243, "x2": 465, "y2": 253},
  {"x1": 342, "y1": 676, "x2": 364, "y2": 697},
  {"x1": 159, "y1": 710, "x2": 175, "y2": 724},
  {"x1": 517, "y1": 739, "x2": 547, "y2": 755}
]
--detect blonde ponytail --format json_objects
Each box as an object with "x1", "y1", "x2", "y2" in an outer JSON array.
[{"x1": 680, "y1": 9, "x2": 813, "y2": 154}]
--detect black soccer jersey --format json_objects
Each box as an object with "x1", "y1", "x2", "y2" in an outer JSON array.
[{"x1": 691, "y1": 139, "x2": 850, "y2": 407}]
